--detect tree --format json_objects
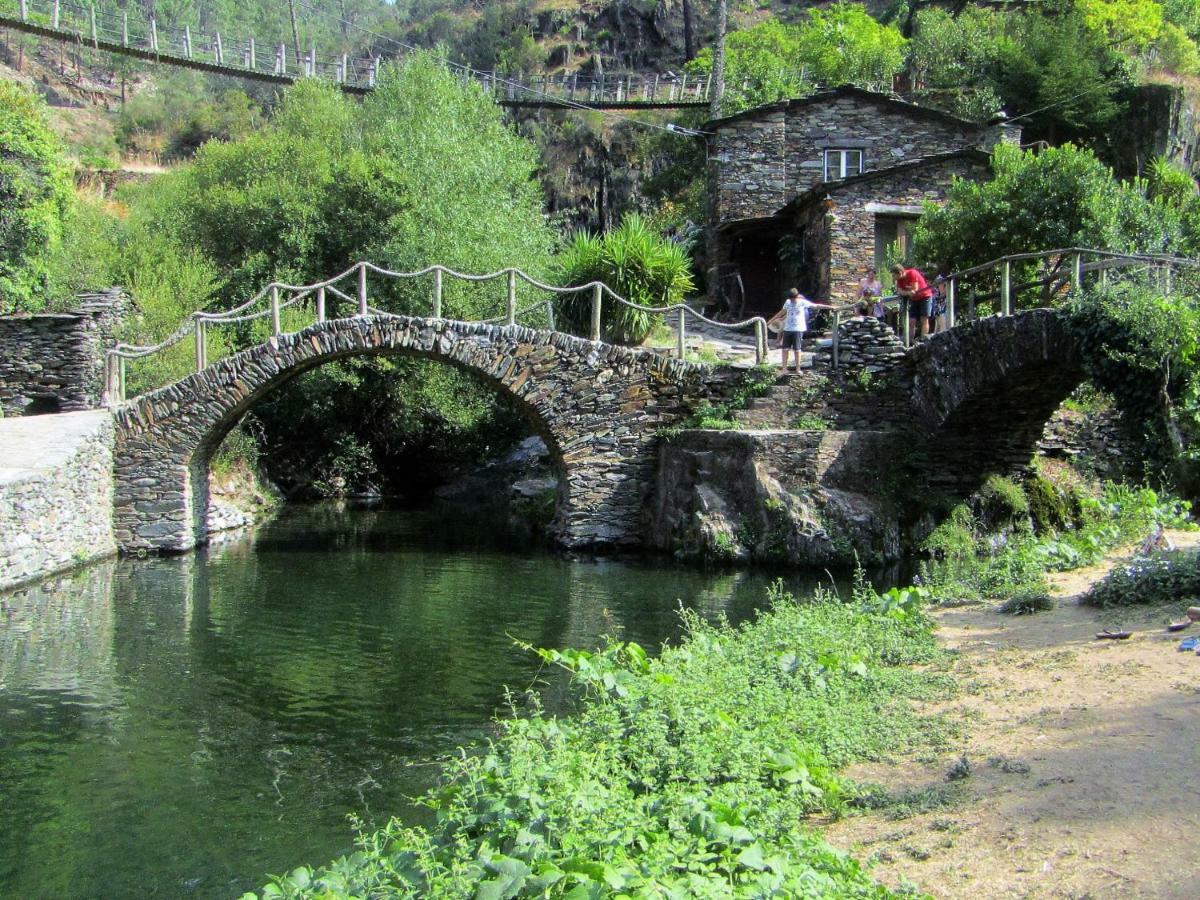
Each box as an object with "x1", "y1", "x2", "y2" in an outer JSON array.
[
  {"x1": 688, "y1": 4, "x2": 906, "y2": 115},
  {"x1": 912, "y1": 143, "x2": 1182, "y2": 287},
  {"x1": 992, "y1": 6, "x2": 1132, "y2": 144},
  {"x1": 123, "y1": 53, "x2": 559, "y2": 496},
  {"x1": 0, "y1": 82, "x2": 73, "y2": 313}
]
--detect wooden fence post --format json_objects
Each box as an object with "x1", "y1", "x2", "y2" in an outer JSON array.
[
  {"x1": 150, "y1": 18, "x2": 158, "y2": 53},
  {"x1": 90, "y1": 6, "x2": 97, "y2": 47},
  {"x1": 358, "y1": 265, "x2": 368, "y2": 316},
  {"x1": 316, "y1": 286, "x2": 326, "y2": 323},
  {"x1": 676, "y1": 308, "x2": 687, "y2": 359},
  {"x1": 54, "y1": 0, "x2": 61, "y2": 30},
  {"x1": 270, "y1": 286, "x2": 281, "y2": 336},
  {"x1": 1071, "y1": 252, "x2": 1083, "y2": 293},
  {"x1": 19, "y1": 0, "x2": 27, "y2": 22},
  {"x1": 184, "y1": 26, "x2": 192, "y2": 59},
  {"x1": 506, "y1": 270, "x2": 517, "y2": 325},
  {"x1": 249, "y1": 37, "x2": 255, "y2": 69},
  {"x1": 831, "y1": 310, "x2": 841, "y2": 368},
  {"x1": 946, "y1": 278, "x2": 956, "y2": 329},
  {"x1": 194, "y1": 316, "x2": 207, "y2": 370},
  {"x1": 1001, "y1": 259, "x2": 1012, "y2": 315},
  {"x1": 590, "y1": 284, "x2": 602, "y2": 342}
]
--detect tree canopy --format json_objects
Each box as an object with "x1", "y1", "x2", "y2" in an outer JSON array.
[
  {"x1": 0, "y1": 82, "x2": 73, "y2": 313},
  {"x1": 688, "y1": 3, "x2": 907, "y2": 114}
]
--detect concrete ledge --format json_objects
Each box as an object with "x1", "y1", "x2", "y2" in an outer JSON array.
[{"x1": 0, "y1": 411, "x2": 117, "y2": 592}]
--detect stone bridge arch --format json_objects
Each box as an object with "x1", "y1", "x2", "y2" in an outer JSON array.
[
  {"x1": 904, "y1": 309, "x2": 1086, "y2": 494},
  {"x1": 113, "y1": 316, "x2": 712, "y2": 553}
]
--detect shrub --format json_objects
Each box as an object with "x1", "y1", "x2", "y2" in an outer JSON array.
[
  {"x1": 0, "y1": 81, "x2": 73, "y2": 312},
  {"x1": 556, "y1": 214, "x2": 695, "y2": 344},
  {"x1": 246, "y1": 584, "x2": 951, "y2": 898},
  {"x1": 1084, "y1": 549, "x2": 1200, "y2": 608}
]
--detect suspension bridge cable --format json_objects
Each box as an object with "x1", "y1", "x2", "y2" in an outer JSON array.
[{"x1": 291, "y1": 0, "x2": 705, "y2": 136}]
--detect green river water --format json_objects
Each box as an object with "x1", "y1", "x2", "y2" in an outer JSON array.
[{"x1": 0, "y1": 504, "x2": 861, "y2": 899}]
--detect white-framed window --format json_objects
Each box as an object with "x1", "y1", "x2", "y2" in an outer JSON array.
[{"x1": 823, "y1": 149, "x2": 864, "y2": 182}]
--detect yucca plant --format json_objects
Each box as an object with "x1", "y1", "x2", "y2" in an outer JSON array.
[{"x1": 557, "y1": 214, "x2": 696, "y2": 344}]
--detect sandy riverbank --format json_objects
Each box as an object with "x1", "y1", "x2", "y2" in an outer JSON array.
[{"x1": 825, "y1": 531, "x2": 1200, "y2": 899}]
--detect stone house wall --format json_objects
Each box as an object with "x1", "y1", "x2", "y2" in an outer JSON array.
[
  {"x1": 708, "y1": 89, "x2": 1015, "y2": 226},
  {"x1": 0, "y1": 290, "x2": 126, "y2": 417},
  {"x1": 813, "y1": 155, "x2": 989, "y2": 302}
]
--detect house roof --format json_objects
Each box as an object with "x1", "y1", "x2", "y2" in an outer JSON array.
[
  {"x1": 775, "y1": 148, "x2": 992, "y2": 219},
  {"x1": 704, "y1": 85, "x2": 999, "y2": 134}
]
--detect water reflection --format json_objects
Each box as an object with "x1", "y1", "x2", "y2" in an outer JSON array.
[{"x1": 0, "y1": 504, "x2": 858, "y2": 899}]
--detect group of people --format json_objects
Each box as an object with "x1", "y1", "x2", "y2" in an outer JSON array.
[
  {"x1": 858, "y1": 263, "x2": 949, "y2": 341},
  {"x1": 766, "y1": 263, "x2": 948, "y2": 373}
]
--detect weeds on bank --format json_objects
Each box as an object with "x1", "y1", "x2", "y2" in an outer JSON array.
[
  {"x1": 1084, "y1": 548, "x2": 1200, "y2": 609},
  {"x1": 920, "y1": 480, "x2": 1191, "y2": 607},
  {"x1": 247, "y1": 580, "x2": 951, "y2": 899}
]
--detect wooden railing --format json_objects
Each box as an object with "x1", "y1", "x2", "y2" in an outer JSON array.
[
  {"x1": 104, "y1": 262, "x2": 770, "y2": 403},
  {"x1": 1, "y1": 0, "x2": 712, "y2": 105},
  {"x1": 822, "y1": 247, "x2": 1200, "y2": 367}
]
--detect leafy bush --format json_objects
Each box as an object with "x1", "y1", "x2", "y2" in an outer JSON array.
[
  {"x1": 921, "y1": 480, "x2": 1191, "y2": 602},
  {"x1": 0, "y1": 81, "x2": 74, "y2": 312},
  {"x1": 246, "y1": 583, "x2": 950, "y2": 898},
  {"x1": 913, "y1": 143, "x2": 1180, "y2": 283},
  {"x1": 1084, "y1": 549, "x2": 1200, "y2": 607},
  {"x1": 1067, "y1": 283, "x2": 1200, "y2": 491},
  {"x1": 557, "y1": 214, "x2": 695, "y2": 344}
]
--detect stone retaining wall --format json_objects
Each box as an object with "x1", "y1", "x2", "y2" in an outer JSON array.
[
  {"x1": 0, "y1": 290, "x2": 126, "y2": 416},
  {"x1": 0, "y1": 411, "x2": 117, "y2": 592},
  {"x1": 650, "y1": 428, "x2": 900, "y2": 565}
]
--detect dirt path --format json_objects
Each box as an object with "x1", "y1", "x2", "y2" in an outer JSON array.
[{"x1": 825, "y1": 531, "x2": 1200, "y2": 899}]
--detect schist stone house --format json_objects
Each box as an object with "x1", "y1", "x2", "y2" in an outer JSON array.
[{"x1": 704, "y1": 86, "x2": 1021, "y2": 315}]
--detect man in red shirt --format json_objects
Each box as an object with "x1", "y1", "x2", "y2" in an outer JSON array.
[{"x1": 891, "y1": 263, "x2": 933, "y2": 343}]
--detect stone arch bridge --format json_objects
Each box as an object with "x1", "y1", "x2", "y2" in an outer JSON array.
[
  {"x1": 111, "y1": 309, "x2": 1088, "y2": 557},
  {"x1": 112, "y1": 316, "x2": 718, "y2": 553}
]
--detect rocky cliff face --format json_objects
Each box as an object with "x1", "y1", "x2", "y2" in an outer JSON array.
[{"x1": 650, "y1": 429, "x2": 901, "y2": 566}]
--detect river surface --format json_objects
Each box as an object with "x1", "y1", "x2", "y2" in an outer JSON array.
[{"x1": 0, "y1": 504, "x2": 864, "y2": 899}]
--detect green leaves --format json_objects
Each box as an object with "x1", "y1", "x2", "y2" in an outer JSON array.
[
  {"x1": 557, "y1": 214, "x2": 695, "y2": 344},
  {"x1": 0, "y1": 81, "x2": 73, "y2": 313},
  {"x1": 249, "y1": 586, "x2": 948, "y2": 898},
  {"x1": 687, "y1": 4, "x2": 907, "y2": 115}
]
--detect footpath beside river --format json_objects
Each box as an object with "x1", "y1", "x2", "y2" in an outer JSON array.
[{"x1": 825, "y1": 531, "x2": 1200, "y2": 898}]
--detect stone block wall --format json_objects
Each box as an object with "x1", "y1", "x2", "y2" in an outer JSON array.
[
  {"x1": 708, "y1": 89, "x2": 1014, "y2": 227},
  {"x1": 0, "y1": 411, "x2": 117, "y2": 592},
  {"x1": 819, "y1": 156, "x2": 988, "y2": 302},
  {"x1": 0, "y1": 290, "x2": 127, "y2": 416}
]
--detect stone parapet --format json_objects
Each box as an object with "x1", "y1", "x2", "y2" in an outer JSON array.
[
  {"x1": 0, "y1": 290, "x2": 127, "y2": 416},
  {"x1": 0, "y1": 411, "x2": 117, "y2": 592}
]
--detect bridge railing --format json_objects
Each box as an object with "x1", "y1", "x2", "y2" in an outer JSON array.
[
  {"x1": 104, "y1": 261, "x2": 769, "y2": 404},
  {"x1": 821, "y1": 247, "x2": 1200, "y2": 367}
]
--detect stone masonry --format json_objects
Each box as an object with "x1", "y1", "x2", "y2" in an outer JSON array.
[
  {"x1": 112, "y1": 316, "x2": 722, "y2": 554},
  {"x1": 706, "y1": 87, "x2": 1016, "y2": 227},
  {"x1": 0, "y1": 411, "x2": 117, "y2": 591},
  {"x1": 787, "y1": 153, "x2": 990, "y2": 302},
  {"x1": 651, "y1": 310, "x2": 1091, "y2": 563},
  {"x1": 0, "y1": 290, "x2": 127, "y2": 416}
]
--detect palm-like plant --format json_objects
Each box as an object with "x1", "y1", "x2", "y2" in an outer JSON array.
[{"x1": 557, "y1": 214, "x2": 696, "y2": 344}]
